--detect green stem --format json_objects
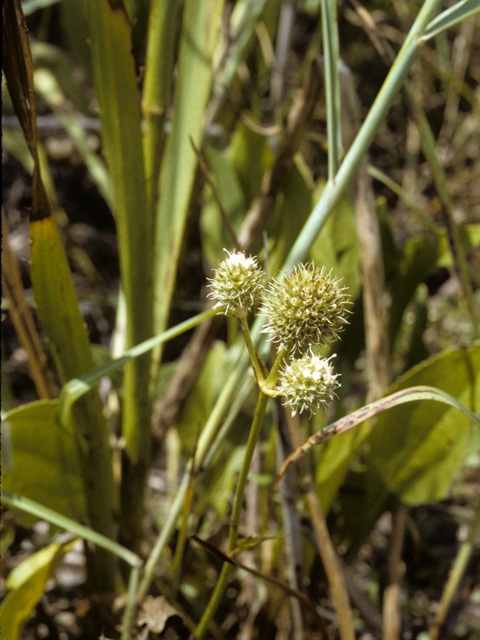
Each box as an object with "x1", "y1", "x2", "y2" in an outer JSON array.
[
  {"x1": 321, "y1": 0, "x2": 342, "y2": 180},
  {"x1": 120, "y1": 566, "x2": 141, "y2": 640},
  {"x1": 239, "y1": 315, "x2": 267, "y2": 387},
  {"x1": 264, "y1": 347, "x2": 289, "y2": 390},
  {"x1": 194, "y1": 390, "x2": 270, "y2": 639}
]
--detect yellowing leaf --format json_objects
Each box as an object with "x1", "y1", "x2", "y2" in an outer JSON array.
[{"x1": 0, "y1": 539, "x2": 76, "y2": 640}]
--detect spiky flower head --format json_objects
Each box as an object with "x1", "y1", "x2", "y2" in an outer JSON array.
[
  {"x1": 208, "y1": 249, "x2": 265, "y2": 318},
  {"x1": 260, "y1": 264, "x2": 350, "y2": 354},
  {"x1": 277, "y1": 352, "x2": 339, "y2": 416}
]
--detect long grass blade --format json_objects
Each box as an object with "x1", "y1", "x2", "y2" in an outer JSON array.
[
  {"x1": 420, "y1": 0, "x2": 480, "y2": 42},
  {"x1": 85, "y1": 0, "x2": 154, "y2": 547},
  {"x1": 1, "y1": 490, "x2": 141, "y2": 568},
  {"x1": 152, "y1": 0, "x2": 225, "y2": 345}
]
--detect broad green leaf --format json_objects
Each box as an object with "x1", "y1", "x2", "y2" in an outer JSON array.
[
  {"x1": 86, "y1": 0, "x2": 152, "y2": 553},
  {"x1": 86, "y1": 0, "x2": 152, "y2": 354},
  {"x1": 367, "y1": 343, "x2": 480, "y2": 505},
  {"x1": 0, "y1": 539, "x2": 76, "y2": 640},
  {"x1": 29, "y1": 219, "x2": 116, "y2": 555},
  {"x1": 1, "y1": 401, "x2": 86, "y2": 526},
  {"x1": 29, "y1": 210, "x2": 104, "y2": 383},
  {"x1": 58, "y1": 0, "x2": 90, "y2": 75}
]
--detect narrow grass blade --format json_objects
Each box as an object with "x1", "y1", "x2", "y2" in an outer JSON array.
[
  {"x1": 1, "y1": 490, "x2": 141, "y2": 568},
  {"x1": 85, "y1": 0, "x2": 154, "y2": 547},
  {"x1": 59, "y1": 308, "x2": 217, "y2": 415},
  {"x1": 152, "y1": 0, "x2": 225, "y2": 342},
  {"x1": 321, "y1": 0, "x2": 342, "y2": 179},
  {"x1": 420, "y1": 0, "x2": 480, "y2": 42}
]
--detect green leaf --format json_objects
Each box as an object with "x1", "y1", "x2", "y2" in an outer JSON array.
[
  {"x1": 204, "y1": 445, "x2": 247, "y2": 518},
  {"x1": 0, "y1": 539, "x2": 76, "y2": 640},
  {"x1": 1, "y1": 401, "x2": 86, "y2": 526},
  {"x1": 4, "y1": 0, "x2": 116, "y2": 587},
  {"x1": 32, "y1": 41, "x2": 92, "y2": 116},
  {"x1": 153, "y1": 0, "x2": 226, "y2": 338},
  {"x1": 174, "y1": 340, "x2": 253, "y2": 518},
  {"x1": 421, "y1": 0, "x2": 480, "y2": 42},
  {"x1": 29, "y1": 216, "x2": 98, "y2": 381},
  {"x1": 22, "y1": 0, "x2": 61, "y2": 16},
  {"x1": 33, "y1": 65, "x2": 114, "y2": 211},
  {"x1": 366, "y1": 342, "x2": 480, "y2": 505},
  {"x1": 86, "y1": 0, "x2": 151, "y2": 347}
]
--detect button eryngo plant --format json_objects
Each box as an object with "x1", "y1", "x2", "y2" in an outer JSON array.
[
  {"x1": 208, "y1": 249, "x2": 265, "y2": 318},
  {"x1": 208, "y1": 254, "x2": 350, "y2": 416},
  {"x1": 260, "y1": 263, "x2": 350, "y2": 355},
  {"x1": 205, "y1": 253, "x2": 350, "y2": 633},
  {"x1": 277, "y1": 352, "x2": 340, "y2": 416}
]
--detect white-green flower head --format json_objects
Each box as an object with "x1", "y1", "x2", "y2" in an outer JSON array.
[
  {"x1": 260, "y1": 263, "x2": 350, "y2": 354},
  {"x1": 208, "y1": 249, "x2": 265, "y2": 318},
  {"x1": 277, "y1": 353, "x2": 340, "y2": 416}
]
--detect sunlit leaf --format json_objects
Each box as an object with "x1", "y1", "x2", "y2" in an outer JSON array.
[{"x1": 0, "y1": 539, "x2": 76, "y2": 640}]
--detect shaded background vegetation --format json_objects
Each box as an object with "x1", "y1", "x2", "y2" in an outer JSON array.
[{"x1": 2, "y1": 0, "x2": 480, "y2": 639}]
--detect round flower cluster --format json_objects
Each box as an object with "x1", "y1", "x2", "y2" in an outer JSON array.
[
  {"x1": 260, "y1": 263, "x2": 350, "y2": 354},
  {"x1": 277, "y1": 353, "x2": 339, "y2": 416},
  {"x1": 208, "y1": 250, "x2": 265, "y2": 318}
]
